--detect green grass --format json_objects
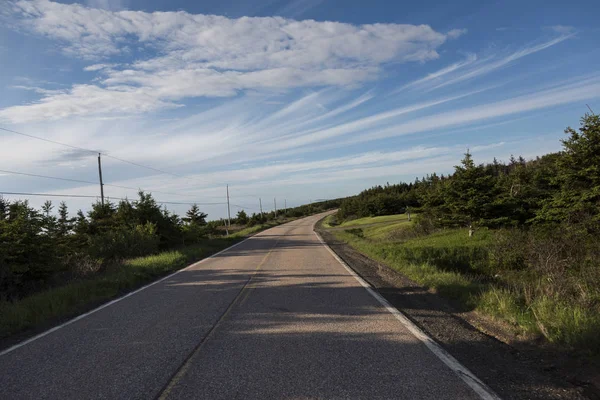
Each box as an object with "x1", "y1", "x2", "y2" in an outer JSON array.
[
  {"x1": 0, "y1": 216, "x2": 295, "y2": 340},
  {"x1": 0, "y1": 238, "x2": 238, "y2": 340},
  {"x1": 334, "y1": 229, "x2": 484, "y2": 310},
  {"x1": 362, "y1": 220, "x2": 413, "y2": 240},
  {"x1": 326, "y1": 213, "x2": 600, "y2": 352},
  {"x1": 322, "y1": 214, "x2": 337, "y2": 228},
  {"x1": 339, "y1": 213, "x2": 411, "y2": 227},
  {"x1": 401, "y1": 228, "x2": 492, "y2": 248},
  {"x1": 229, "y1": 218, "x2": 291, "y2": 238}
]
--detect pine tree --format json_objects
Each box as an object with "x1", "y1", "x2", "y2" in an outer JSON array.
[
  {"x1": 57, "y1": 201, "x2": 74, "y2": 237},
  {"x1": 537, "y1": 114, "x2": 600, "y2": 229},
  {"x1": 443, "y1": 150, "x2": 497, "y2": 226},
  {"x1": 184, "y1": 204, "x2": 207, "y2": 226},
  {"x1": 41, "y1": 200, "x2": 57, "y2": 237},
  {"x1": 236, "y1": 209, "x2": 249, "y2": 225}
]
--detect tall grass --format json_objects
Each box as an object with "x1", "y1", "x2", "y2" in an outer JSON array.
[{"x1": 331, "y1": 222, "x2": 600, "y2": 353}]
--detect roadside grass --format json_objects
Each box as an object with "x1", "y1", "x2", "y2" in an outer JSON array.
[
  {"x1": 362, "y1": 219, "x2": 413, "y2": 240},
  {"x1": 229, "y1": 219, "x2": 290, "y2": 238},
  {"x1": 339, "y1": 213, "x2": 410, "y2": 228},
  {"x1": 327, "y1": 215, "x2": 600, "y2": 352},
  {"x1": 0, "y1": 238, "x2": 239, "y2": 340},
  {"x1": 322, "y1": 214, "x2": 338, "y2": 228},
  {"x1": 334, "y1": 229, "x2": 485, "y2": 310},
  {"x1": 0, "y1": 215, "x2": 300, "y2": 341}
]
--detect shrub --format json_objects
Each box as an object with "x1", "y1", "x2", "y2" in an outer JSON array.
[{"x1": 87, "y1": 223, "x2": 159, "y2": 260}]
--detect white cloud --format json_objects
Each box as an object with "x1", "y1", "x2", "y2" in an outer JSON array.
[
  {"x1": 0, "y1": 84, "x2": 179, "y2": 123},
  {"x1": 1, "y1": 0, "x2": 456, "y2": 123},
  {"x1": 396, "y1": 53, "x2": 478, "y2": 92},
  {"x1": 549, "y1": 25, "x2": 575, "y2": 34},
  {"x1": 83, "y1": 63, "x2": 116, "y2": 71},
  {"x1": 399, "y1": 34, "x2": 574, "y2": 92},
  {"x1": 447, "y1": 28, "x2": 467, "y2": 39},
  {"x1": 348, "y1": 76, "x2": 600, "y2": 145}
]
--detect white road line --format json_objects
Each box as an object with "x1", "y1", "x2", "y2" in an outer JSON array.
[
  {"x1": 0, "y1": 236, "x2": 254, "y2": 357},
  {"x1": 313, "y1": 229, "x2": 502, "y2": 400}
]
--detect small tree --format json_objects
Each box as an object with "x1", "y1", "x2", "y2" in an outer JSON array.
[
  {"x1": 41, "y1": 200, "x2": 57, "y2": 237},
  {"x1": 236, "y1": 209, "x2": 249, "y2": 225},
  {"x1": 57, "y1": 201, "x2": 74, "y2": 237},
  {"x1": 443, "y1": 150, "x2": 497, "y2": 227},
  {"x1": 184, "y1": 204, "x2": 208, "y2": 226},
  {"x1": 538, "y1": 113, "x2": 600, "y2": 229}
]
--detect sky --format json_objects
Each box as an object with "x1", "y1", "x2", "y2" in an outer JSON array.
[{"x1": 0, "y1": 0, "x2": 599, "y2": 219}]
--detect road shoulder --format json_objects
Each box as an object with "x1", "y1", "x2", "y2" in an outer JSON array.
[{"x1": 315, "y1": 224, "x2": 591, "y2": 400}]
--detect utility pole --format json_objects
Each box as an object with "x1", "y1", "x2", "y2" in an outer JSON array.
[
  {"x1": 284, "y1": 199, "x2": 287, "y2": 215},
  {"x1": 259, "y1": 197, "x2": 263, "y2": 218},
  {"x1": 226, "y1": 185, "x2": 231, "y2": 235},
  {"x1": 97, "y1": 153, "x2": 105, "y2": 206},
  {"x1": 274, "y1": 197, "x2": 277, "y2": 218}
]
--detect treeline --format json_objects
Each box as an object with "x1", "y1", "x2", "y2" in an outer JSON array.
[
  {"x1": 335, "y1": 114, "x2": 600, "y2": 349},
  {"x1": 339, "y1": 114, "x2": 600, "y2": 233},
  {"x1": 0, "y1": 191, "x2": 340, "y2": 301}
]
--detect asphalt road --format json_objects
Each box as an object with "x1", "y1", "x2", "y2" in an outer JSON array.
[{"x1": 0, "y1": 213, "x2": 485, "y2": 399}]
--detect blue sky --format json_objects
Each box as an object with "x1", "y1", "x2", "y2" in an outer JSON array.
[{"x1": 0, "y1": 0, "x2": 599, "y2": 219}]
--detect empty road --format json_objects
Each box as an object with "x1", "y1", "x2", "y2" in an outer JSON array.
[{"x1": 0, "y1": 213, "x2": 490, "y2": 399}]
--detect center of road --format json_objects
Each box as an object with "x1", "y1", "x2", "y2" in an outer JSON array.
[{"x1": 156, "y1": 236, "x2": 282, "y2": 400}]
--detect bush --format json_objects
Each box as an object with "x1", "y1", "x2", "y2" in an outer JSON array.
[
  {"x1": 86, "y1": 223, "x2": 159, "y2": 260},
  {"x1": 489, "y1": 229, "x2": 528, "y2": 272},
  {"x1": 345, "y1": 228, "x2": 364, "y2": 238}
]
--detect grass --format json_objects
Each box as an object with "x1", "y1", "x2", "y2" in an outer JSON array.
[
  {"x1": 401, "y1": 228, "x2": 492, "y2": 248},
  {"x1": 0, "y1": 238, "x2": 239, "y2": 340},
  {"x1": 229, "y1": 219, "x2": 289, "y2": 238},
  {"x1": 322, "y1": 214, "x2": 337, "y2": 228},
  {"x1": 362, "y1": 220, "x2": 413, "y2": 240},
  {"x1": 326, "y1": 213, "x2": 600, "y2": 352},
  {"x1": 0, "y1": 216, "x2": 296, "y2": 341},
  {"x1": 334, "y1": 228, "x2": 484, "y2": 310},
  {"x1": 339, "y1": 214, "x2": 411, "y2": 228}
]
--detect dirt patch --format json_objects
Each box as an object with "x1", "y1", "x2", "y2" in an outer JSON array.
[{"x1": 316, "y1": 226, "x2": 598, "y2": 400}]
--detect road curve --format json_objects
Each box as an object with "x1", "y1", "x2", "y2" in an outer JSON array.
[{"x1": 1, "y1": 213, "x2": 483, "y2": 399}]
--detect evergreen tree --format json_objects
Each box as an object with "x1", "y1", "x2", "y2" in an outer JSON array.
[
  {"x1": 236, "y1": 209, "x2": 249, "y2": 225},
  {"x1": 538, "y1": 113, "x2": 600, "y2": 229},
  {"x1": 57, "y1": 201, "x2": 74, "y2": 237},
  {"x1": 443, "y1": 150, "x2": 497, "y2": 226},
  {"x1": 41, "y1": 200, "x2": 57, "y2": 237},
  {"x1": 184, "y1": 204, "x2": 208, "y2": 226}
]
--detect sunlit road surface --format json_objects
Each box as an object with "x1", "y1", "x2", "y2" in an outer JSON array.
[{"x1": 0, "y1": 213, "x2": 485, "y2": 399}]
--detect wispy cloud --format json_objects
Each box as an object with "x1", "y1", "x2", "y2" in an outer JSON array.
[
  {"x1": 399, "y1": 34, "x2": 574, "y2": 92},
  {"x1": 275, "y1": 0, "x2": 324, "y2": 18},
  {"x1": 350, "y1": 75, "x2": 600, "y2": 145},
  {"x1": 548, "y1": 25, "x2": 575, "y2": 35}
]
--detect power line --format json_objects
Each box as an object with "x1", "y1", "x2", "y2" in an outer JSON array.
[
  {"x1": 0, "y1": 169, "x2": 209, "y2": 199},
  {"x1": 101, "y1": 154, "x2": 188, "y2": 179},
  {"x1": 1, "y1": 126, "x2": 276, "y2": 210},
  {"x1": 230, "y1": 203, "x2": 259, "y2": 211},
  {"x1": 0, "y1": 127, "x2": 98, "y2": 154},
  {"x1": 0, "y1": 126, "x2": 191, "y2": 181},
  {"x1": 0, "y1": 191, "x2": 228, "y2": 206},
  {"x1": 0, "y1": 191, "x2": 100, "y2": 199},
  {"x1": 0, "y1": 169, "x2": 98, "y2": 186}
]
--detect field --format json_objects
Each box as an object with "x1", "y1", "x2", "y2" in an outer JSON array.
[{"x1": 325, "y1": 213, "x2": 600, "y2": 353}]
